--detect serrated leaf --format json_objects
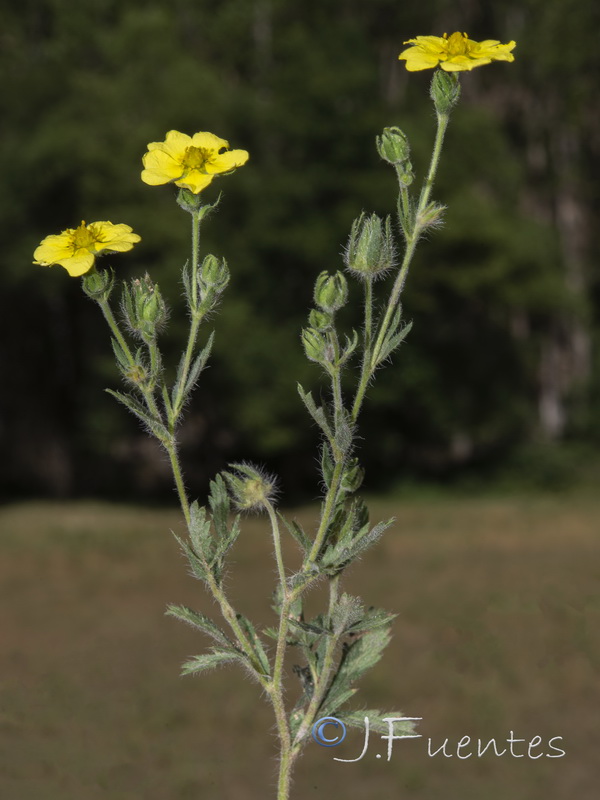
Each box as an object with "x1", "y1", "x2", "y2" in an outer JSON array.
[
  {"x1": 297, "y1": 384, "x2": 334, "y2": 440},
  {"x1": 165, "y1": 604, "x2": 231, "y2": 647},
  {"x1": 288, "y1": 618, "x2": 329, "y2": 636},
  {"x1": 183, "y1": 331, "x2": 214, "y2": 398},
  {"x1": 331, "y1": 593, "x2": 364, "y2": 635},
  {"x1": 375, "y1": 315, "x2": 412, "y2": 366},
  {"x1": 346, "y1": 607, "x2": 397, "y2": 636},
  {"x1": 181, "y1": 649, "x2": 246, "y2": 676},
  {"x1": 280, "y1": 514, "x2": 311, "y2": 554},
  {"x1": 172, "y1": 532, "x2": 209, "y2": 585},
  {"x1": 320, "y1": 627, "x2": 393, "y2": 718},
  {"x1": 337, "y1": 710, "x2": 418, "y2": 737},
  {"x1": 187, "y1": 500, "x2": 214, "y2": 559},
  {"x1": 110, "y1": 337, "x2": 131, "y2": 370},
  {"x1": 317, "y1": 687, "x2": 358, "y2": 721},
  {"x1": 208, "y1": 474, "x2": 230, "y2": 539}
]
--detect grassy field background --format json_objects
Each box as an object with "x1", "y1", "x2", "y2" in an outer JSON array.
[{"x1": 1, "y1": 494, "x2": 599, "y2": 799}]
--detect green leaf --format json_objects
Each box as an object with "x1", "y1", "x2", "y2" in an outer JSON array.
[
  {"x1": 330, "y1": 593, "x2": 364, "y2": 635},
  {"x1": 208, "y1": 474, "x2": 230, "y2": 540},
  {"x1": 172, "y1": 532, "x2": 209, "y2": 585},
  {"x1": 110, "y1": 337, "x2": 131, "y2": 370},
  {"x1": 375, "y1": 304, "x2": 412, "y2": 365},
  {"x1": 183, "y1": 331, "x2": 214, "y2": 398},
  {"x1": 105, "y1": 389, "x2": 169, "y2": 443},
  {"x1": 346, "y1": 607, "x2": 398, "y2": 636},
  {"x1": 180, "y1": 649, "x2": 247, "y2": 676},
  {"x1": 188, "y1": 501, "x2": 214, "y2": 561},
  {"x1": 333, "y1": 407, "x2": 354, "y2": 454},
  {"x1": 165, "y1": 604, "x2": 232, "y2": 647},
  {"x1": 235, "y1": 613, "x2": 271, "y2": 677},
  {"x1": 337, "y1": 710, "x2": 418, "y2": 737},
  {"x1": 320, "y1": 626, "x2": 394, "y2": 718},
  {"x1": 297, "y1": 384, "x2": 334, "y2": 441},
  {"x1": 280, "y1": 514, "x2": 311, "y2": 554}
]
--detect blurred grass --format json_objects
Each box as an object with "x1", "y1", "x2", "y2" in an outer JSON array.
[{"x1": 1, "y1": 495, "x2": 599, "y2": 799}]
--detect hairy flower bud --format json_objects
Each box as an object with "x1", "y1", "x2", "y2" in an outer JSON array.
[
  {"x1": 199, "y1": 254, "x2": 230, "y2": 295},
  {"x1": 430, "y1": 70, "x2": 461, "y2": 115},
  {"x1": 82, "y1": 268, "x2": 114, "y2": 302},
  {"x1": 308, "y1": 309, "x2": 333, "y2": 331},
  {"x1": 376, "y1": 126, "x2": 411, "y2": 166},
  {"x1": 345, "y1": 213, "x2": 396, "y2": 279},
  {"x1": 224, "y1": 463, "x2": 278, "y2": 512},
  {"x1": 301, "y1": 327, "x2": 332, "y2": 364},
  {"x1": 123, "y1": 274, "x2": 167, "y2": 340},
  {"x1": 313, "y1": 271, "x2": 348, "y2": 312}
]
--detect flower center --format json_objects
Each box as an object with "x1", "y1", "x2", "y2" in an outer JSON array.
[
  {"x1": 72, "y1": 222, "x2": 95, "y2": 251},
  {"x1": 181, "y1": 146, "x2": 212, "y2": 172},
  {"x1": 445, "y1": 32, "x2": 470, "y2": 57}
]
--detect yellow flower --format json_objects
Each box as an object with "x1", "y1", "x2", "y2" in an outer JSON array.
[
  {"x1": 33, "y1": 221, "x2": 141, "y2": 277},
  {"x1": 399, "y1": 32, "x2": 516, "y2": 72},
  {"x1": 141, "y1": 130, "x2": 249, "y2": 194}
]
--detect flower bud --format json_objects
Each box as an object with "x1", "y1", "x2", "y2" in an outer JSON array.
[
  {"x1": 430, "y1": 70, "x2": 461, "y2": 115},
  {"x1": 314, "y1": 271, "x2": 348, "y2": 312},
  {"x1": 301, "y1": 327, "x2": 332, "y2": 364},
  {"x1": 308, "y1": 309, "x2": 333, "y2": 331},
  {"x1": 124, "y1": 274, "x2": 167, "y2": 339},
  {"x1": 199, "y1": 254, "x2": 229, "y2": 295},
  {"x1": 224, "y1": 463, "x2": 278, "y2": 512},
  {"x1": 176, "y1": 188, "x2": 203, "y2": 214},
  {"x1": 376, "y1": 126, "x2": 411, "y2": 166},
  {"x1": 345, "y1": 213, "x2": 396, "y2": 279},
  {"x1": 82, "y1": 268, "x2": 114, "y2": 302}
]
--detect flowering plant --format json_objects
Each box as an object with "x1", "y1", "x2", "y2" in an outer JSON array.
[{"x1": 34, "y1": 34, "x2": 515, "y2": 800}]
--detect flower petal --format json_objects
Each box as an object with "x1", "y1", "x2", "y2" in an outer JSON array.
[
  {"x1": 175, "y1": 171, "x2": 214, "y2": 194},
  {"x1": 33, "y1": 234, "x2": 74, "y2": 265},
  {"x1": 191, "y1": 131, "x2": 230, "y2": 151},
  {"x1": 399, "y1": 48, "x2": 441, "y2": 70},
  {"x1": 59, "y1": 252, "x2": 96, "y2": 277},
  {"x1": 205, "y1": 149, "x2": 250, "y2": 174}
]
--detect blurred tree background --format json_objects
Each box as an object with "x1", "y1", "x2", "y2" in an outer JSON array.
[{"x1": 1, "y1": 0, "x2": 598, "y2": 502}]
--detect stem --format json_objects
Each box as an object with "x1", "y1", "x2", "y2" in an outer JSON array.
[
  {"x1": 353, "y1": 111, "x2": 450, "y2": 419},
  {"x1": 98, "y1": 298, "x2": 162, "y2": 421},
  {"x1": 271, "y1": 590, "x2": 294, "y2": 800},
  {"x1": 351, "y1": 278, "x2": 374, "y2": 421},
  {"x1": 165, "y1": 437, "x2": 270, "y2": 691},
  {"x1": 266, "y1": 500, "x2": 287, "y2": 598},
  {"x1": 170, "y1": 209, "x2": 204, "y2": 424}
]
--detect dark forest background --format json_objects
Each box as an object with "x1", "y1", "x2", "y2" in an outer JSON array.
[{"x1": 1, "y1": 0, "x2": 599, "y2": 503}]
